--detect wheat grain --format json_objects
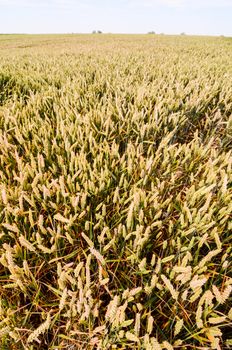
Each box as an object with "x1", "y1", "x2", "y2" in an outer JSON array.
[
  {"x1": 105, "y1": 295, "x2": 119, "y2": 323},
  {"x1": 208, "y1": 316, "x2": 226, "y2": 324},
  {"x1": 174, "y1": 318, "x2": 183, "y2": 336},
  {"x1": 161, "y1": 275, "x2": 179, "y2": 300},
  {"x1": 19, "y1": 235, "x2": 36, "y2": 253},
  {"x1": 125, "y1": 331, "x2": 139, "y2": 342},
  {"x1": 59, "y1": 287, "x2": 68, "y2": 311},
  {"x1": 147, "y1": 315, "x2": 154, "y2": 335},
  {"x1": 162, "y1": 341, "x2": 174, "y2": 350},
  {"x1": 27, "y1": 313, "x2": 51, "y2": 343}
]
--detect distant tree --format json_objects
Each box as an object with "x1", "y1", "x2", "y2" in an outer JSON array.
[
  {"x1": 180, "y1": 32, "x2": 186, "y2": 36},
  {"x1": 148, "y1": 31, "x2": 156, "y2": 34},
  {"x1": 97, "y1": 30, "x2": 102, "y2": 34},
  {"x1": 92, "y1": 30, "x2": 97, "y2": 34},
  {"x1": 92, "y1": 30, "x2": 102, "y2": 34}
]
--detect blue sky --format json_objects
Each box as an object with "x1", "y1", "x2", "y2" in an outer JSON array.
[{"x1": 0, "y1": 0, "x2": 231, "y2": 36}]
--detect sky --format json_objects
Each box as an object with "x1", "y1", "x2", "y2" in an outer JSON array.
[{"x1": 0, "y1": 0, "x2": 231, "y2": 36}]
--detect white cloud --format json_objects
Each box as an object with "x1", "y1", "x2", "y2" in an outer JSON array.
[
  {"x1": 181, "y1": 0, "x2": 232, "y2": 7},
  {"x1": 0, "y1": 0, "x2": 82, "y2": 7},
  {"x1": 0, "y1": 0, "x2": 232, "y2": 10},
  {"x1": 128, "y1": 0, "x2": 232, "y2": 8}
]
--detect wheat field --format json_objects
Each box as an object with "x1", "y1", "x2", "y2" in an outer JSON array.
[{"x1": 0, "y1": 34, "x2": 231, "y2": 349}]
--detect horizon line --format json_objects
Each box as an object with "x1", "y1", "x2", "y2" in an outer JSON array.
[{"x1": 0, "y1": 32, "x2": 230, "y2": 37}]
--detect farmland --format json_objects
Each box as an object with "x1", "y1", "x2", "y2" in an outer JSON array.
[{"x1": 0, "y1": 34, "x2": 231, "y2": 349}]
